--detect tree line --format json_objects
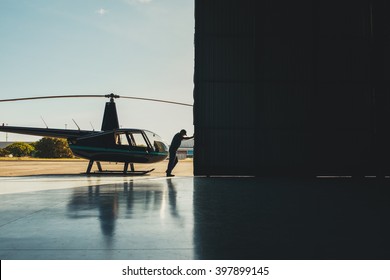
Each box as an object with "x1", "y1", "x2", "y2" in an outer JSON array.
[{"x1": 0, "y1": 137, "x2": 73, "y2": 158}]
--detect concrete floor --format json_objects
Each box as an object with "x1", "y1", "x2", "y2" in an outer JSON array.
[{"x1": 0, "y1": 176, "x2": 390, "y2": 260}]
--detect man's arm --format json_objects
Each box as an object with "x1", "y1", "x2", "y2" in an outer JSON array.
[{"x1": 183, "y1": 135, "x2": 194, "y2": 140}]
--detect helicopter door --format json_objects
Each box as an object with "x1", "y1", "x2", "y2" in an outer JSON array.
[{"x1": 128, "y1": 131, "x2": 150, "y2": 152}]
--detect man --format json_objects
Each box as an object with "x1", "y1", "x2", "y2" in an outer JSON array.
[{"x1": 166, "y1": 129, "x2": 194, "y2": 177}]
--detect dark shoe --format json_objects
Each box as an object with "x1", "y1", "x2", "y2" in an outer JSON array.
[{"x1": 166, "y1": 173, "x2": 175, "y2": 177}]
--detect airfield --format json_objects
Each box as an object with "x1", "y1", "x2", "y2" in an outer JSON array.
[
  {"x1": 0, "y1": 158, "x2": 193, "y2": 177},
  {"x1": 1, "y1": 159, "x2": 390, "y2": 260}
]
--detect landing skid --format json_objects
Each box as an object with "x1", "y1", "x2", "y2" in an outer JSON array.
[
  {"x1": 85, "y1": 160, "x2": 154, "y2": 176},
  {"x1": 86, "y1": 169, "x2": 155, "y2": 176}
]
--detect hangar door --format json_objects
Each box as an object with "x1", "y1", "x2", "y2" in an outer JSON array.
[{"x1": 194, "y1": 0, "x2": 390, "y2": 176}]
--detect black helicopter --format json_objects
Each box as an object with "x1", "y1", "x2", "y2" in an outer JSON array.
[{"x1": 0, "y1": 93, "x2": 192, "y2": 175}]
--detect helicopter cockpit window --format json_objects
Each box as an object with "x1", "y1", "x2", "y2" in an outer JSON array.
[
  {"x1": 128, "y1": 132, "x2": 148, "y2": 149},
  {"x1": 144, "y1": 131, "x2": 168, "y2": 153},
  {"x1": 115, "y1": 133, "x2": 130, "y2": 146}
]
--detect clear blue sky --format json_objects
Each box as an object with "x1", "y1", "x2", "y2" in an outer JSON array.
[{"x1": 0, "y1": 0, "x2": 194, "y2": 143}]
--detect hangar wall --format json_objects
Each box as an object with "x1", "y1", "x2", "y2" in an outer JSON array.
[{"x1": 193, "y1": 0, "x2": 390, "y2": 176}]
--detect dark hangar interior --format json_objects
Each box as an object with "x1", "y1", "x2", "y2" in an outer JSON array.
[{"x1": 193, "y1": 0, "x2": 390, "y2": 176}]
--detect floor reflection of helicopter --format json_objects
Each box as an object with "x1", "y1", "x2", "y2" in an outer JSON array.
[
  {"x1": 66, "y1": 180, "x2": 183, "y2": 242},
  {"x1": 0, "y1": 93, "x2": 192, "y2": 174}
]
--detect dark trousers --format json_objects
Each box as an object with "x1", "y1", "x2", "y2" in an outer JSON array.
[{"x1": 166, "y1": 150, "x2": 178, "y2": 174}]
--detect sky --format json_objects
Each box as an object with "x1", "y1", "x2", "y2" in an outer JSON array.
[{"x1": 0, "y1": 0, "x2": 194, "y2": 144}]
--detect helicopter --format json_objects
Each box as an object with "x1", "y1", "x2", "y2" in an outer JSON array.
[{"x1": 0, "y1": 93, "x2": 193, "y2": 175}]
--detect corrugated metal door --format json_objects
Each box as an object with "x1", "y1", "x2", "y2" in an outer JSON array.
[{"x1": 194, "y1": 0, "x2": 390, "y2": 176}]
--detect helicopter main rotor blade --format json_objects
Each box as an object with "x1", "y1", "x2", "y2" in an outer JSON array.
[
  {"x1": 120, "y1": 95, "x2": 193, "y2": 107},
  {"x1": 0, "y1": 95, "x2": 105, "y2": 103},
  {"x1": 0, "y1": 94, "x2": 193, "y2": 107}
]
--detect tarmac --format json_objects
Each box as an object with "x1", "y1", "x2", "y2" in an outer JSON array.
[
  {"x1": 0, "y1": 158, "x2": 193, "y2": 177},
  {"x1": 1, "y1": 160, "x2": 390, "y2": 260}
]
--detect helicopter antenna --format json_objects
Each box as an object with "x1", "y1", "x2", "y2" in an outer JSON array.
[
  {"x1": 89, "y1": 122, "x2": 95, "y2": 131},
  {"x1": 40, "y1": 116, "x2": 48, "y2": 129},
  {"x1": 72, "y1": 119, "x2": 81, "y2": 131}
]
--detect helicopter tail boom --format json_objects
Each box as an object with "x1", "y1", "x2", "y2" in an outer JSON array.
[{"x1": 0, "y1": 125, "x2": 96, "y2": 139}]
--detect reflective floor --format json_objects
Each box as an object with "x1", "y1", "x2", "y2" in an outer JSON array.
[{"x1": 0, "y1": 176, "x2": 390, "y2": 259}]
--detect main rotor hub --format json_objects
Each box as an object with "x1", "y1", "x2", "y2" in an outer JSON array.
[{"x1": 105, "y1": 93, "x2": 120, "y2": 102}]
